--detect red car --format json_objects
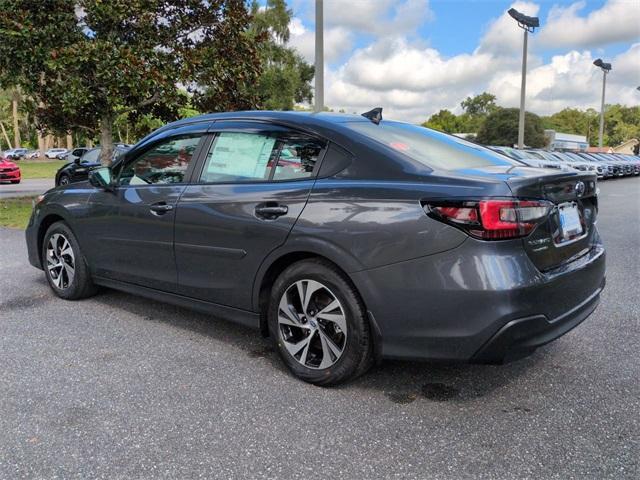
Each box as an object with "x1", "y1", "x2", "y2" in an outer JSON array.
[{"x1": 0, "y1": 157, "x2": 21, "y2": 184}]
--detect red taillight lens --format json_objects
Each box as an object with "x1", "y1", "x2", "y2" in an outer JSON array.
[{"x1": 426, "y1": 199, "x2": 551, "y2": 240}]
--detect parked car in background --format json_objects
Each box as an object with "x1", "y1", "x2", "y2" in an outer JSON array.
[
  {"x1": 0, "y1": 157, "x2": 21, "y2": 183},
  {"x1": 489, "y1": 146, "x2": 573, "y2": 172},
  {"x1": 45, "y1": 148, "x2": 68, "y2": 159},
  {"x1": 613, "y1": 153, "x2": 640, "y2": 175},
  {"x1": 546, "y1": 151, "x2": 601, "y2": 177},
  {"x1": 29, "y1": 111, "x2": 606, "y2": 385},
  {"x1": 63, "y1": 147, "x2": 90, "y2": 163},
  {"x1": 27, "y1": 150, "x2": 41, "y2": 159},
  {"x1": 55, "y1": 145, "x2": 129, "y2": 186},
  {"x1": 4, "y1": 148, "x2": 28, "y2": 160}
]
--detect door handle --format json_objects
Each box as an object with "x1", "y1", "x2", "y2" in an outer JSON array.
[
  {"x1": 255, "y1": 204, "x2": 288, "y2": 219},
  {"x1": 149, "y1": 202, "x2": 174, "y2": 215}
]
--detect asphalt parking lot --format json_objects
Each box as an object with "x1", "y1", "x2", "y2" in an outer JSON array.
[{"x1": 1, "y1": 177, "x2": 638, "y2": 479}]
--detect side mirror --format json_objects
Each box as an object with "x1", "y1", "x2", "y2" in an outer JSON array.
[{"x1": 89, "y1": 167, "x2": 114, "y2": 191}]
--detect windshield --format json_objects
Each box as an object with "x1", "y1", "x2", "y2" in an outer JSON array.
[{"x1": 345, "y1": 121, "x2": 519, "y2": 171}]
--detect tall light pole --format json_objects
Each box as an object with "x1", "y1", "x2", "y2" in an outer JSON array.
[
  {"x1": 508, "y1": 8, "x2": 539, "y2": 149},
  {"x1": 314, "y1": 0, "x2": 324, "y2": 113},
  {"x1": 593, "y1": 59, "x2": 612, "y2": 148}
]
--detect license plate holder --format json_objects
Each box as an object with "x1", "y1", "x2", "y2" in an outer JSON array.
[{"x1": 558, "y1": 202, "x2": 583, "y2": 240}]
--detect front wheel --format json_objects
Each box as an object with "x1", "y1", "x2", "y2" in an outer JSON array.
[
  {"x1": 58, "y1": 174, "x2": 70, "y2": 186},
  {"x1": 268, "y1": 259, "x2": 373, "y2": 386},
  {"x1": 42, "y1": 221, "x2": 98, "y2": 300},
  {"x1": 10, "y1": 180, "x2": 20, "y2": 184}
]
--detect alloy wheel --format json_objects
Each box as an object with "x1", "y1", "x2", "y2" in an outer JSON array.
[
  {"x1": 46, "y1": 233, "x2": 75, "y2": 289},
  {"x1": 277, "y1": 279, "x2": 347, "y2": 369},
  {"x1": 59, "y1": 176, "x2": 70, "y2": 186}
]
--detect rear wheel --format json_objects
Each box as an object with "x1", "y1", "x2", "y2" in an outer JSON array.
[
  {"x1": 42, "y1": 222, "x2": 97, "y2": 300},
  {"x1": 268, "y1": 259, "x2": 373, "y2": 386}
]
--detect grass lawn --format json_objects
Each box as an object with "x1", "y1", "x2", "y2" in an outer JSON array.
[
  {"x1": 0, "y1": 196, "x2": 35, "y2": 229},
  {"x1": 18, "y1": 160, "x2": 62, "y2": 179}
]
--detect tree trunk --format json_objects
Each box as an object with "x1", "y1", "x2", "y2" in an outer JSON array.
[
  {"x1": 100, "y1": 115, "x2": 114, "y2": 166},
  {"x1": 66, "y1": 134, "x2": 73, "y2": 150},
  {"x1": 0, "y1": 121, "x2": 12, "y2": 149},
  {"x1": 37, "y1": 132, "x2": 45, "y2": 153},
  {"x1": 12, "y1": 89, "x2": 21, "y2": 147}
]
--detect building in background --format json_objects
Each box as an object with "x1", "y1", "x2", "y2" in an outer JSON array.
[
  {"x1": 544, "y1": 130, "x2": 589, "y2": 151},
  {"x1": 612, "y1": 138, "x2": 639, "y2": 155}
]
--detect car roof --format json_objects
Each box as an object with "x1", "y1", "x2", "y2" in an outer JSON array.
[{"x1": 140, "y1": 111, "x2": 371, "y2": 143}]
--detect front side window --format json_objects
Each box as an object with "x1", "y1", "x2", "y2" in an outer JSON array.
[
  {"x1": 81, "y1": 149, "x2": 100, "y2": 164},
  {"x1": 118, "y1": 135, "x2": 201, "y2": 186}
]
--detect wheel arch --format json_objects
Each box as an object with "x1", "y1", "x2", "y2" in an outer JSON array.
[
  {"x1": 254, "y1": 249, "x2": 383, "y2": 364},
  {"x1": 37, "y1": 213, "x2": 68, "y2": 266}
]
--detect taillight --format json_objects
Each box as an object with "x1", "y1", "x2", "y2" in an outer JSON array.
[{"x1": 426, "y1": 199, "x2": 552, "y2": 240}]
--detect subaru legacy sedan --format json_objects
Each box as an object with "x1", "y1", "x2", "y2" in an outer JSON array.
[{"x1": 26, "y1": 111, "x2": 605, "y2": 385}]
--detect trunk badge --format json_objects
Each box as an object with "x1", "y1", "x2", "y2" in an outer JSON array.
[{"x1": 574, "y1": 181, "x2": 585, "y2": 197}]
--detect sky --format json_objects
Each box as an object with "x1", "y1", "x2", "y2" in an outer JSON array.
[{"x1": 273, "y1": 0, "x2": 640, "y2": 122}]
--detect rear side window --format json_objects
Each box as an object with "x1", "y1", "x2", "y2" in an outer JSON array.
[
  {"x1": 272, "y1": 136, "x2": 324, "y2": 181},
  {"x1": 199, "y1": 131, "x2": 325, "y2": 183},
  {"x1": 345, "y1": 121, "x2": 518, "y2": 171},
  {"x1": 200, "y1": 132, "x2": 278, "y2": 183}
]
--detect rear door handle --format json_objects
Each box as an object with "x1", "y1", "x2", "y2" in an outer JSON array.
[
  {"x1": 149, "y1": 202, "x2": 174, "y2": 215},
  {"x1": 255, "y1": 204, "x2": 288, "y2": 219}
]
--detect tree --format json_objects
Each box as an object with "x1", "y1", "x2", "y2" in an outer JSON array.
[
  {"x1": 422, "y1": 109, "x2": 460, "y2": 133},
  {"x1": 476, "y1": 108, "x2": 546, "y2": 148},
  {"x1": 247, "y1": 0, "x2": 314, "y2": 110},
  {"x1": 461, "y1": 92, "x2": 498, "y2": 116},
  {"x1": 0, "y1": 0, "x2": 263, "y2": 165}
]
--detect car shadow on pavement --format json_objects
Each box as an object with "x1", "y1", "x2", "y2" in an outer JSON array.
[{"x1": 88, "y1": 287, "x2": 544, "y2": 403}]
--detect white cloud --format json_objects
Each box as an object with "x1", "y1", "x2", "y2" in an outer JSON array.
[
  {"x1": 288, "y1": 17, "x2": 353, "y2": 63},
  {"x1": 478, "y1": 1, "x2": 540, "y2": 55},
  {"x1": 538, "y1": 0, "x2": 640, "y2": 49},
  {"x1": 289, "y1": 0, "x2": 639, "y2": 123}
]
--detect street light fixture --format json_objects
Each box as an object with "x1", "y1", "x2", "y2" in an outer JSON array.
[
  {"x1": 508, "y1": 8, "x2": 539, "y2": 149},
  {"x1": 593, "y1": 58, "x2": 612, "y2": 148}
]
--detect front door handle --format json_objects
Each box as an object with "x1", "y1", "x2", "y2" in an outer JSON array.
[
  {"x1": 150, "y1": 202, "x2": 174, "y2": 215},
  {"x1": 255, "y1": 204, "x2": 288, "y2": 220}
]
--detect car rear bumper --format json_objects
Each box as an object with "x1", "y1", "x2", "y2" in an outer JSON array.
[
  {"x1": 352, "y1": 231, "x2": 606, "y2": 363},
  {"x1": 471, "y1": 277, "x2": 604, "y2": 363}
]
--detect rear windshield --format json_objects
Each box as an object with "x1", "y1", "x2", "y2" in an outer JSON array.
[{"x1": 344, "y1": 121, "x2": 519, "y2": 170}]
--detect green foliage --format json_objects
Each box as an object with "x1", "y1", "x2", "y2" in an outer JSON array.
[
  {"x1": 540, "y1": 105, "x2": 640, "y2": 147},
  {"x1": 461, "y1": 92, "x2": 499, "y2": 116},
  {"x1": 476, "y1": 108, "x2": 546, "y2": 148},
  {"x1": 248, "y1": 0, "x2": 314, "y2": 110},
  {"x1": 0, "y1": 0, "x2": 262, "y2": 163},
  {"x1": 422, "y1": 109, "x2": 460, "y2": 133}
]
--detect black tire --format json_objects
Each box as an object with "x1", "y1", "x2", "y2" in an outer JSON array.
[
  {"x1": 268, "y1": 259, "x2": 373, "y2": 386},
  {"x1": 42, "y1": 221, "x2": 98, "y2": 300},
  {"x1": 58, "y1": 174, "x2": 70, "y2": 186},
  {"x1": 11, "y1": 180, "x2": 20, "y2": 184}
]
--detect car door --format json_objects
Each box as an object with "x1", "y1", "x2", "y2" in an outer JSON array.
[
  {"x1": 174, "y1": 121, "x2": 327, "y2": 310},
  {"x1": 83, "y1": 123, "x2": 209, "y2": 292}
]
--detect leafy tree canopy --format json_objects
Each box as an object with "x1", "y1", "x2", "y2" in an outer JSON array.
[
  {"x1": 476, "y1": 108, "x2": 546, "y2": 148},
  {"x1": 0, "y1": 0, "x2": 263, "y2": 164},
  {"x1": 248, "y1": 0, "x2": 314, "y2": 110},
  {"x1": 461, "y1": 92, "x2": 499, "y2": 116},
  {"x1": 422, "y1": 109, "x2": 460, "y2": 133}
]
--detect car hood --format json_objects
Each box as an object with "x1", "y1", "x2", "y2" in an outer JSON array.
[{"x1": 0, "y1": 159, "x2": 18, "y2": 168}]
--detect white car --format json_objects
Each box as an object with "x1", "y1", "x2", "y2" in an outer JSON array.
[{"x1": 45, "y1": 148, "x2": 68, "y2": 159}]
